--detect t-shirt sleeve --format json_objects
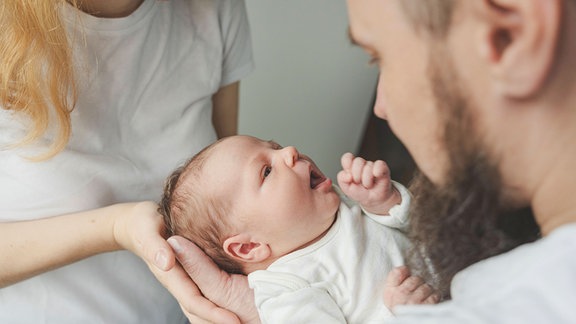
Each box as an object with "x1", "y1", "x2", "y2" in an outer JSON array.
[{"x1": 218, "y1": 0, "x2": 255, "y2": 87}]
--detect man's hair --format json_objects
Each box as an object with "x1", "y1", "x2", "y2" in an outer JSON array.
[
  {"x1": 401, "y1": 0, "x2": 575, "y2": 38},
  {"x1": 400, "y1": 0, "x2": 456, "y2": 37},
  {"x1": 159, "y1": 140, "x2": 244, "y2": 274}
]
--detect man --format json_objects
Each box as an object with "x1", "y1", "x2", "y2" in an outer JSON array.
[{"x1": 155, "y1": 0, "x2": 576, "y2": 323}]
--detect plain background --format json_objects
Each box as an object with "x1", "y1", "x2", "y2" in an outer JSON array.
[{"x1": 239, "y1": 0, "x2": 379, "y2": 180}]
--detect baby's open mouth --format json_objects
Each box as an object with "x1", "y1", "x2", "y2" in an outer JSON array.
[{"x1": 310, "y1": 168, "x2": 327, "y2": 189}]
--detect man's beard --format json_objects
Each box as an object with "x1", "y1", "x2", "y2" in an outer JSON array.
[{"x1": 406, "y1": 48, "x2": 540, "y2": 298}]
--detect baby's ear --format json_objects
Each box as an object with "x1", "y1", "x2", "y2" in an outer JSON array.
[{"x1": 223, "y1": 234, "x2": 271, "y2": 263}]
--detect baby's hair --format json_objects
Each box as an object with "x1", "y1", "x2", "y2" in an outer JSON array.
[{"x1": 159, "y1": 139, "x2": 244, "y2": 274}]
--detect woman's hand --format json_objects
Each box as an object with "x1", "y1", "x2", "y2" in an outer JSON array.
[
  {"x1": 110, "y1": 201, "x2": 176, "y2": 271},
  {"x1": 165, "y1": 236, "x2": 261, "y2": 324},
  {"x1": 0, "y1": 201, "x2": 171, "y2": 287},
  {"x1": 111, "y1": 202, "x2": 258, "y2": 323}
]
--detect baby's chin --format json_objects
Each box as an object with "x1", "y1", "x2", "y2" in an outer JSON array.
[
  {"x1": 319, "y1": 185, "x2": 342, "y2": 208},
  {"x1": 326, "y1": 192, "x2": 342, "y2": 217}
]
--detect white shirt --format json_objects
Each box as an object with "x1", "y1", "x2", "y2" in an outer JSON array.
[
  {"x1": 248, "y1": 183, "x2": 413, "y2": 324},
  {"x1": 391, "y1": 223, "x2": 576, "y2": 324},
  {"x1": 0, "y1": 0, "x2": 253, "y2": 322}
]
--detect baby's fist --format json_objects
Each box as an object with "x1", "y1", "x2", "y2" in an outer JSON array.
[
  {"x1": 338, "y1": 153, "x2": 388, "y2": 188},
  {"x1": 337, "y1": 153, "x2": 399, "y2": 214}
]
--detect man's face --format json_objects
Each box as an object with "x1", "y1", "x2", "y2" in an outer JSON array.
[
  {"x1": 203, "y1": 136, "x2": 341, "y2": 257},
  {"x1": 347, "y1": 0, "x2": 448, "y2": 184},
  {"x1": 346, "y1": 0, "x2": 540, "y2": 294}
]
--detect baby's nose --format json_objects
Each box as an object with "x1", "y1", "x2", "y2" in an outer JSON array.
[{"x1": 281, "y1": 146, "x2": 299, "y2": 167}]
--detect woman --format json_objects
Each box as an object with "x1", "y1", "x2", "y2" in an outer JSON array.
[{"x1": 0, "y1": 0, "x2": 253, "y2": 322}]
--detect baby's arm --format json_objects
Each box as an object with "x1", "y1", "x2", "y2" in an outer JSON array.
[
  {"x1": 249, "y1": 271, "x2": 346, "y2": 323},
  {"x1": 337, "y1": 153, "x2": 402, "y2": 215}
]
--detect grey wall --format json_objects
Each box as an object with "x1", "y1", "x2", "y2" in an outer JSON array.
[{"x1": 239, "y1": 0, "x2": 378, "y2": 180}]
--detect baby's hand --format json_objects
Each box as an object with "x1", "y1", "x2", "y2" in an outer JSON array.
[
  {"x1": 337, "y1": 153, "x2": 401, "y2": 215},
  {"x1": 383, "y1": 266, "x2": 439, "y2": 312}
]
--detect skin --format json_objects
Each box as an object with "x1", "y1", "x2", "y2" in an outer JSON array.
[
  {"x1": 0, "y1": 202, "x2": 165, "y2": 287},
  {"x1": 212, "y1": 82, "x2": 241, "y2": 138},
  {"x1": 71, "y1": 0, "x2": 145, "y2": 18},
  {"x1": 168, "y1": 0, "x2": 576, "y2": 322}
]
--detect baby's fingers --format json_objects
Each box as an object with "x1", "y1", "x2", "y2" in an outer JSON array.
[
  {"x1": 373, "y1": 160, "x2": 388, "y2": 178},
  {"x1": 351, "y1": 156, "x2": 367, "y2": 183},
  {"x1": 424, "y1": 293, "x2": 440, "y2": 305},
  {"x1": 361, "y1": 161, "x2": 375, "y2": 188},
  {"x1": 337, "y1": 169, "x2": 353, "y2": 186},
  {"x1": 340, "y1": 152, "x2": 354, "y2": 170},
  {"x1": 341, "y1": 153, "x2": 391, "y2": 189}
]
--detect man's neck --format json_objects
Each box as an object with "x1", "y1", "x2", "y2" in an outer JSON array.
[
  {"x1": 530, "y1": 104, "x2": 576, "y2": 236},
  {"x1": 70, "y1": 0, "x2": 144, "y2": 18}
]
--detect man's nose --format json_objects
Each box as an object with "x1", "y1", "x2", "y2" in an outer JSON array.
[
  {"x1": 280, "y1": 146, "x2": 299, "y2": 167},
  {"x1": 373, "y1": 75, "x2": 388, "y2": 120}
]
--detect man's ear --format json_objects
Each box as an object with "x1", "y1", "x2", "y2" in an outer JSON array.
[
  {"x1": 475, "y1": 0, "x2": 561, "y2": 98},
  {"x1": 223, "y1": 234, "x2": 271, "y2": 263}
]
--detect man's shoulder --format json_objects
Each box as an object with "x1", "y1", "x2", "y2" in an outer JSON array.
[
  {"x1": 452, "y1": 223, "x2": 576, "y2": 300},
  {"x1": 392, "y1": 224, "x2": 576, "y2": 324}
]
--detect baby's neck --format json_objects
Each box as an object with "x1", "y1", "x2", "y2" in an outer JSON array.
[{"x1": 242, "y1": 257, "x2": 278, "y2": 275}]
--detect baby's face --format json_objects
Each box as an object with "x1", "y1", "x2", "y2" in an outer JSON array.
[{"x1": 203, "y1": 135, "x2": 341, "y2": 257}]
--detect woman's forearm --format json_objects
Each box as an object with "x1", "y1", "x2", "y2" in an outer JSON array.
[{"x1": 0, "y1": 204, "x2": 123, "y2": 287}]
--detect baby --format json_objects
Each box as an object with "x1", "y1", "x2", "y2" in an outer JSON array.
[{"x1": 160, "y1": 135, "x2": 429, "y2": 323}]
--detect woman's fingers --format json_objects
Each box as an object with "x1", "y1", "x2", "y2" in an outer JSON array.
[{"x1": 168, "y1": 236, "x2": 259, "y2": 324}]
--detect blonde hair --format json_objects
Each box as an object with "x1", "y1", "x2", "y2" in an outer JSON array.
[{"x1": 0, "y1": 0, "x2": 78, "y2": 159}]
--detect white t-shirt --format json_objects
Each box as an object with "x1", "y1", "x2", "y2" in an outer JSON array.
[
  {"x1": 391, "y1": 223, "x2": 576, "y2": 324},
  {"x1": 0, "y1": 0, "x2": 253, "y2": 322},
  {"x1": 248, "y1": 183, "x2": 413, "y2": 323}
]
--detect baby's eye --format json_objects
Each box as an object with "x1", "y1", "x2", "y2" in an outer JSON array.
[{"x1": 263, "y1": 166, "x2": 272, "y2": 179}]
